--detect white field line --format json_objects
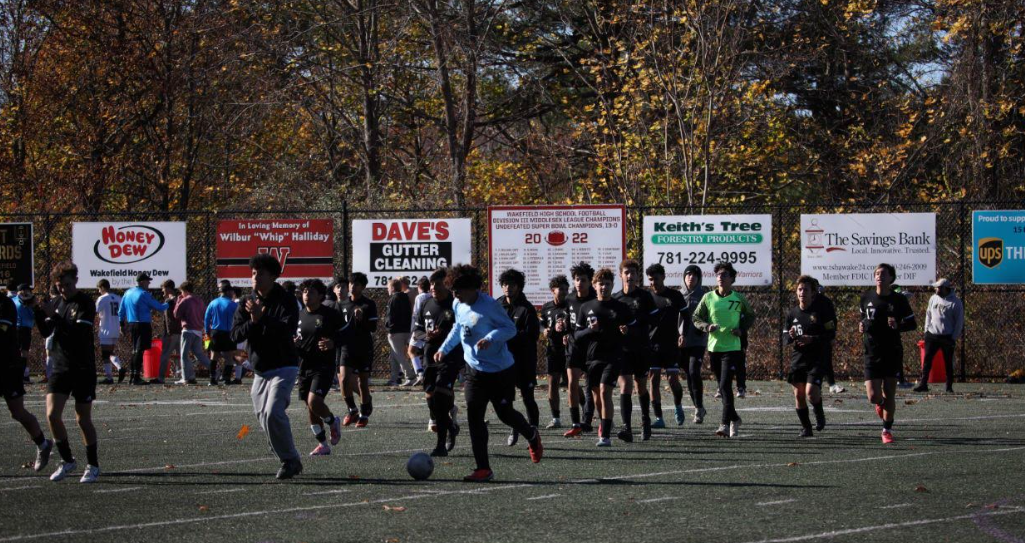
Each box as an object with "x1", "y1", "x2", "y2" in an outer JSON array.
[
  {"x1": 197, "y1": 488, "x2": 247, "y2": 495},
  {"x1": 0, "y1": 485, "x2": 40, "y2": 492},
  {"x1": 757, "y1": 499, "x2": 798, "y2": 506},
  {"x1": 637, "y1": 496, "x2": 677, "y2": 504},
  {"x1": 304, "y1": 489, "x2": 352, "y2": 496},
  {"x1": 92, "y1": 487, "x2": 141, "y2": 494},
  {"x1": 742, "y1": 507, "x2": 1025, "y2": 543},
  {"x1": 525, "y1": 494, "x2": 561, "y2": 501},
  {"x1": 881, "y1": 503, "x2": 914, "y2": 509}
]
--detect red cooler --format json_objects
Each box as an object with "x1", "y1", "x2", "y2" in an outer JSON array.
[
  {"x1": 142, "y1": 338, "x2": 165, "y2": 379},
  {"x1": 917, "y1": 339, "x2": 946, "y2": 384}
]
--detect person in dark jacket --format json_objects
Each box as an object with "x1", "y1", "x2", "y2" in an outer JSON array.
[
  {"x1": 230, "y1": 254, "x2": 303, "y2": 480},
  {"x1": 385, "y1": 278, "x2": 415, "y2": 386},
  {"x1": 678, "y1": 265, "x2": 709, "y2": 424},
  {"x1": 498, "y1": 268, "x2": 541, "y2": 447}
]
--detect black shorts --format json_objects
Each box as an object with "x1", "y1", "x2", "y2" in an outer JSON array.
[
  {"x1": 16, "y1": 327, "x2": 32, "y2": 352},
  {"x1": 209, "y1": 330, "x2": 235, "y2": 352},
  {"x1": 514, "y1": 356, "x2": 537, "y2": 390},
  {"x1": 864, "y1": 350, "x2": 902, "y2": 380},
  {"x1": 463, "y1": 365, "x2": 516, "y2": 408},
  {"x1": 298, "y1": 366, "x2": 336, "y2": 400},
  {"x1": 423, "y1": 359, "x2": 464, "y2": 394},
  {"x1": 129, "y1": 322, "x2": 152, "y2": 353},
  {"x1": 546, "y1": 351, "x2": 567, "y2": 376},
  {"x1": 787, "y1": 366, "x2": 823, "y2": 386},
  {"x1": 1, "y1": 362, "x2": 26, "y2": 400},
  {"x1": 340, "y1": 350, "x2": 372, "y2": 373},
  {"x1": 586, "y1": 360, "x2": 621, "y2": 387},
  {"x1": 567, "y1": 343, "x2": 586, "y2": 371},
  {"x1": 47, "y1": 369, "x2": 97, "y2": 403},
  {"x1": 622, "y1": 349, "x2": 651, "y2": 379},
  {"x1": 649, "y1": 344, "x2": 680, "y2": 372}
]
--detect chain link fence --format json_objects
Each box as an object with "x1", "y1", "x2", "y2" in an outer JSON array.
[{"x1": 4, "y1": 200, "x2": 1021, "y2": 381}]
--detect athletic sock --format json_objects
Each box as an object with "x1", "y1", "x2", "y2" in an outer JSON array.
[
  {"x1": 359, "y1": 403, "x2": 371, "y2": 418},
  {"x1": 56, "y1": 440, "x2": 74, "y2": 463},
  {"x1": 111, "y1": 356, "x2": 122, "y2": 370},
  {"x1": 583, "y1": 391, "x2": 595, "y2": 425},
  {"x1": 86, "y1": 443, "x2": 98, "y2": 467},
  {"x1": 670, "y1": 378, "x2": 684, "y2": 406},
  {"x1": 570, "y1": 406, "x2": 581, "y2": 425},
  {"x1": 311, "y1": 425, "x2": 326, "y2": 443},
  {"x1": 619, "y1": 394, "x2": 633, "y2": 429},
  {"x1": 601, "y1": 418, "x2": 613, "y2": 439},
  {"x1": 652, "y1": 401, "x2": 662, "y2": 420},
  {"x1": 639, "y1": 391, "x2": 651, "y2": 424},
  {"x1": 883, "y1": 419, "x2": 893, "y2": 431},
  {"x1": 344, "y1": 396, "x2": 357, "y2": 411},
  {"x1": 209, "y1": 360, "x2": 218, "y2": 381},
  {"x1": 811, "y1": 401, "x2": 825, "y2": 423},
  {"x1": 31, "y1": 432, "x2": 46, "y2": 447},
  {"x1": 796, "y1": 408, "x2": 812, "y2": 429},
  {"x1": 549, "y1": 398, "x2": 560, "y2": 419}
]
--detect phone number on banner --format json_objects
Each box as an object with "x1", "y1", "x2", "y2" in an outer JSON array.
[{"x1": 654, "y1": 251, "x2": 758, "y2": 265}]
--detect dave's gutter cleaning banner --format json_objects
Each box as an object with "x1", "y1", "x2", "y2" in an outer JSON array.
[
  {"x1": 352, "y1": 218, "x2": 472, "y2": 288},
  {"x1": 0, "y1": 223, "x2": 33, "y2": 288},
  {"x1": 801, "y1": 213, "x2": 936, "y2": 286},
  {"x1": 973, "y1": 210, "x2": 1025, "y2": 285},
  {"x1": 488, "y1": 205, "x2": 626, "y2": 303},
  {"x1": 73, "y1": 222, "x2": 187, "y2": 289},
  {"x1": 643, "y1": 215, "x2": 772, "y2": 286}
]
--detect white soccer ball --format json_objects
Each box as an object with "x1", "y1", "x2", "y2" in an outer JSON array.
[{"x1": 406, "y1": 451, "x2": 434, "y2": 481}]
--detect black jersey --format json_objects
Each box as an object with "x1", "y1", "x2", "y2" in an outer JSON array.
[
  {"x1": 36, "y1": 291, "x2": 97, "y2": 373},
  {"x1": 338, "y1": 295, "x2": 378, "y2": 357},
  {"x1": 786, "y1": 296, "x2": 837, "y2": 370},
  {"x1": 649, "y1": 287, "x2": 685, "y2": 349},
  {"x1": 412, "y1": 295, "x2": 460, "y2": 363},
  {"x1": 499, "y1": 294, "x2": 540, "y2": 365},
  {"x1": 540, "y1": 299, "x2": 571, "y2": 360},
  {"x1": 0, "y1": 295, "x2": 19, "y2": 367},
  {"x1": 612, "y1": 288, "x2": 656, "y2": 353},
  {"x1": 296, "y1": 304, "x2": 346, "y2": 371},
  {"x1": 574, "y1": 298, "x2": 632, "y2": 364},
  {"x1": 565, "y1": 290, "x2": 597, "y2": 365},
  {"x1": 860, "y1": 290, "x2": 916, "y2": 357}
]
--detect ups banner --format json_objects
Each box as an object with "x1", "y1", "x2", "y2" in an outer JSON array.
[
  {"x1": 973, "y1": 210, "x2": 1025, "y2": 284},
  {"x1": 0, "y1": 223, "x2": 33, "y2": 288}
]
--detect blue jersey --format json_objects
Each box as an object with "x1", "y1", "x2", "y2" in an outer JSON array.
[
  {"x1": 205, "y1": 296, "x2": 238, "y2": 333},
  {"x1": 11, "y1": 294, "x2": 35, "y2": 328},
  {"x1": 118, "y1": 287, "x2": 168, "y2": 324}
]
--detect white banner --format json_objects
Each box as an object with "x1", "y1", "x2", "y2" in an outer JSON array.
[
  {"x1": 488, "y1": 205, "x2": 626, "y2": 304},
  {"x1": 801, "y1": 213, "x2": 936, "y2": 286},
  {"x1": 643, "y1": 214, "x2": 772, "y2": 286},
  {"x1": 352, "y1": 218, "x2": 472, "y2": 288},
  {"x1": 72, "y1": 222, "x2": 187, "y2": 289}
]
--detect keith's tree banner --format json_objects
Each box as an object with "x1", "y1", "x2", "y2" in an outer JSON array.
[
  {"x1": 488, "y1": 205, "x2": 626, "y2": 303},
  {"x1": 0, "y1": 223, "x2": 33, "y2": 288},
  {"x1": 352, "y1": 218, "x2": 472, "y2": 288},
  {"x1": 72, "y1": 222, "x2": 187, "y2": 289},
  {"x1": 801, "y1": 213, "x2": 936, "y2": 286},
  {"x1": 217, "y1": 219, "x2": 334, "y2": 283},
  {"x1": 643, "y1": 214, "x2": 772, "y2": 286},
  {"x1": 973, "y1": 210, "x2": 1025, "y2": 285}
]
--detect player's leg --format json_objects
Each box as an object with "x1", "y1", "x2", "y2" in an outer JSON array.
[
  {"x1": 462, "y1": 368, "x2": 494, "y2": 479},
  {"x1": 4, "y1": 387, "x2": 53, "y2": 471},
  {"x1": 73, "y1": 400, "x2": 100, "y2": 482},
  {"x1": 942, "y1": 339, "x2": 955, "y2": 392},
  {"x1": 617, "y1": 373, "x2": 634, "y2": 442},
  {"x1": 808, "y1": 375, "x2": 825, "y2": 431},
  {"x1": 648, "y1": 367, "x2": 664, "y2": 427},
  {"x1": 735, "y1": 349, "x2": 747, "y2": 397},
  {"x1": 635, "y1": 369, "x2": 652, "y2": 440},
  {"x1": 547, "y1": 370, "x2": 563, "y2": 429},
  {"x1": 792, "y1": 380, "x2": 813, "y2": 436},
  {"x1": 597, "y1": 364, "x2": 617, "y2": 446},
  {"x1": 339, "y1": 366, "x2": 359, "y2": 425},
  {"x1": 881, "y1": 376, "x2": 897, "y2": 442},
  {"x1": 686, "y1": 348, "x2": 707, "y2": 423},
  {"x1": 356, "y1": 366, "x2": 373, "y2": 426},
  {"x1": 46, "y1": 392, "x2": 77, "y2": 481}
]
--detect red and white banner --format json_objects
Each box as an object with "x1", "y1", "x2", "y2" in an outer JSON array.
[
  {"x1": 352, "y1": 218, "x2": 472, "y2": 288},
  {"x1": 72, "y1": 222, "x2": 187, "y2": 289},
  {"x1": 488, "y1": 205, "x2": 626, "y2": 304},
  {"x1": 217, "y1": 219, "x2": 334, "y2": 283}
]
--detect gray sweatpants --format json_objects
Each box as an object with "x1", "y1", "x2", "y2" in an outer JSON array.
[
  {"x1": 179, "y1": 331, "x2": 211, "y2": 381},
  {"x1": 250, "y1": 366, "x2": 300, "y2": 462},
  {"x1": 158, "y1": 333, "x2": 181, "y2": 381},
  {"x1": 388, "y1": 332, "x2": 414, "y2": 383}
]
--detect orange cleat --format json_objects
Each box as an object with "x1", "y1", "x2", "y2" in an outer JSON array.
[
  {"x1": 563, "y1": 426, "x2": 583, "y2": 438},
  {"x1": 342, "y1": 412, "x2": 359, "y2": 426},
  {"x1": 881, "y1": 430, "x2": 895, "y2": 444},
  {"x1": 528, "y1": 434, "x2": 543, "y2": 463},
  {"x1": 355, "y1": 416, "x2": 369, "y2": 428},
  {"x1": 462, "y1": 469, "x2": 494, "y2": 483}
]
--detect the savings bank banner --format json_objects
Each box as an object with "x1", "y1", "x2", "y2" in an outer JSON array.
[{"x1": 72, "y1": 222, "x2": 187, "y2": 289}]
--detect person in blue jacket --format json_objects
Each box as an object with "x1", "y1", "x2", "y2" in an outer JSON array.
[
  {"x1": 205, "y1": 280, "x2": 239, "y2": 386},
  {"x1": 118, "y1": 273, "x2": 168, "y2": 385},
  {"x1": 436, "y1": 264, "x2": 542, "y2": 482},
  {"x1": 11, "y1": 284, "x2": 36, "y2": 383}
]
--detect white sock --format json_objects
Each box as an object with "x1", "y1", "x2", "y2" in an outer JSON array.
[{"x1": 111, "y1": 356, "x2": 122, "y2": 370}]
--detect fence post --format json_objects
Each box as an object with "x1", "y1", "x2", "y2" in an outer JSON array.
[
  {"x1": 958, "y1": 200, "x2": 967, "y2": 382},
  {"x1": 342, "y1": 200, "x2": 349, "y2": 277},
  {"x1": 776, "y1": 204, "x2": 785, "y2": 379},
  {"x1": 205, "y1": 211, "x2": 214, "y2": 303}
]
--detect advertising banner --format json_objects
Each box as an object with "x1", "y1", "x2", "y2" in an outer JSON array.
[
  {"x1": 801, "y1": 213, "x2": 936, "y2": 286},
  {"x1": 0, "y1": 223, "x2": 33, "y2": 288},
  {"x1": 72, "y1": 222, "x2": 187, "y2": 289},
  {"x1": 352, "y1": 218, "x2": 472, "y2": 288},
  {"x1": 217, "y1": 219, "x2": 334, "y2": 283},
  {"x1": 488, "y1": 205, "x2": 626, "y2": 303},
  {"x1": 973, "y1": 210, "x2": 1025, "y2": 284},
  {"x1": 643, "y1": 214, "x2": 772, "y2": 286}
]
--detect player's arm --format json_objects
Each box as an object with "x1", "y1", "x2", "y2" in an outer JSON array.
[
  {"x1": 229, "y1": 301, "x2": 252, "y2": 343},
  {"x1": 145, "y1": 291, "x2": 169, "y2": 312},
  {"x1": 896, "y1": 296, "x2": 917, "y2": 333},
  {"x1": 738, "y1": 294, "x2": 756, "y2": 332},
  {"x1": 482, "y1": 301, "x2": 517, "y2": 346},
  {"x1": 365, "y1": 301, "x2": 379, "y2": 332},
  {"x1": 691, "y1": 294, "x2": 713, "y2": 333}
]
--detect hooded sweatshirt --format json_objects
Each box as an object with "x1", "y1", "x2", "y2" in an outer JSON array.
[{"x1": 678, "y1": 265, "x2": 708, "y2": 349}]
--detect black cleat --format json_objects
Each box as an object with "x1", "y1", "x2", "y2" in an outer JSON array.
[
  {"x1": 117, "y1": 369, "x2": 127, "y2": 383},
  {"x1": 446, "y1": 423, "x2": 460, "y2": 452},
  {"x1": 814, "y1": 416, "x2": 826, "y2": 432},
  {"x1": 429, "y1": 446, "x2": 448, "y2": 457},
  {"x1": 580, "y1": 422, "x2": 594, "y2": 433},
  {"x1": 799, "y1": 427, "x2": 813, "y2": 438},
  {"x1": 275, "y1": 458, "x2": 303, "y2": 480},
  {"x1": 641, "y1": 421, "x2": 652, "y2": 441},
  {"x1": 616, "y1": 428, "x2": 634, "y2": 443}
]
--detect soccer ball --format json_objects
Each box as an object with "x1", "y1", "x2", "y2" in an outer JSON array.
[{"x1": 406, "y1": 452, "x2": 434, "y2": 481}]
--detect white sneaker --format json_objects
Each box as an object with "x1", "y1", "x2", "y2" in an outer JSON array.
[
  {"x1": 830, "y1": 384, "x2": 845, "y2": 393},
  {"x1": 546, "y1": 418, "x2": 562, "y2": 429},
  {"x1": 729, "y1": 419, "x2": 741, "y2": 438},
  {"x1": 693, "y1": 407, "x2": 707, "y2": 424},
  {"x1": 427, "y1": 419, "x2": 437, "y2": 432},
  {"x1": 715, "y1": 424, "x2": 729, "y2": 437},
  {"x1": 714, "y1": 390, "x2": 723, "y2": 399},
  {"x1": 596, "y1": 437, "x2": 612, "y2": 447},
  {"x1": 736, "y1": 388, "x2": 746, "y2": 399},
  {"x1": 80, "y1": 465, "x2": 100, "y2": 483},
  {"x1": 50, "y1": 461, "x2": 76, "y2": 482}
]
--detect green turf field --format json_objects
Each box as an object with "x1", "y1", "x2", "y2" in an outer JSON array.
[{"x1": 2, "y1": 379, "x2": 1024, "y2": 543}]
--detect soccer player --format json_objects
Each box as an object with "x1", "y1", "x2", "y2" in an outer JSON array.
[
  {"x1": 172, "y1": 281, "x2": 211, "y2": 384},
  {"x1": 94, "y1": 280, "x2": 123, "y2": 384},
  {"x1": 540, "y1": 275, "x2": 571, "y2": 429},
  {"x1": 916, "y1": 278, "x2": 963, "y2": 393},
  {"x1": 860, "y1": 263, "x2": 916, "y2": 444},
  {"x1": 678, "y1": 265, "x2": 709, "y2": 424},
  {"x1": 205, "y1": 280, "x2": 239, "y2": 386},
  {"x1": 692, "y1": 262, "x2": 755, "y2": 438},
  {"x1": 36, "y1": 263, "x2": 101, "y2": 483},
  {"x1": 785, "y1": 276, "x2": 836, "y2": 437},
  {"x1": 11, "y1": 284, "x2": 36, "y2": 383},
  {"x1": 154, "y1": 280, "x2": 181, "y2": 384},
  {"x1": 408, "y1": 276, "x2": 431, "y2": 387},
  {"x1": 118, "y1": 273, "x2": 169, "y2": 385},
  {"x1": 231, "y1": 254, "x2": 303, "y2": 479},
  {"x1": 415, "y1": 268, "x2": 463, "y2": 457},
  {"x1": 295, "y1": 279, "x2": 346, "y2": 456},
  {"x1": 2, "y1": 289, "x2": 53, "y2": 471},
  {"x1": 645, "y1": 263, "x2": 687, "y2": 427},
  {"x1": 563, "y1": 262, "x2": 597, "y2": 437},
  {"x1": 612, "y1": 259, "x2": 657, "y2": 441},
  {"x1": 815, "y1": 280, "x2": 845, "y2": 394},
  {"x1": 338, "y1": 272, "x2": 378, "y2": 428},
  {"x1": 575, "y1": 267, "x2": 632, "y2": 447},
  {"x1": 436, "y1": 264, "x2": 541, "y2": 482},
  {"x1": 498, "y1": 268, "x2": 541, "y2": 446}
]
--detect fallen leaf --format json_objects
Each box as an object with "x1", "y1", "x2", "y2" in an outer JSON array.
[
  {"x1": 834, "y1": 399, "x2": 843, "y2": 404},
  {"x1": 21, "y1": 462, "x2": 31, "y2": 469},
  {"x1": 905, "y1": 400, "x2": 918, "y2": 405},
  {"x1": 199, "y1": 505, "x2": 210, "y2": 512},
  {"x1": 348, "y1": 475, "x2": 361, "y2": 480},
  {"x1": 236, "y1": 425, "x2": 251, "y2": 440},
  {"x1": 915, "y1": 485, "x2": 928, "y2": 493},
  {"x1": 386, "y1": 538, "x2": 400, "y2": 543},
  {"x1": 382, "y1": 505, "x2": 407, "y2": 512},
  {"x1": 165, "y1": 464, "x2": 175, "y2": 470},
  {"x1": 986, "y1": 504, "x2": 1000, "y2": 510},
  {"x1": 787, "y1": 462, "x2": 799, "y2": 467}
]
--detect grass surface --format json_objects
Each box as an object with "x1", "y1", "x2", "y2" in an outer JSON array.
[{"x1": 1, "y1": 379, "x2": 1024, "y2": 543}]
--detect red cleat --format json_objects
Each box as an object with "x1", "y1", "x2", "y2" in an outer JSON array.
[
  {"x1": 881, "y1": 430, "x2": 895, "y2": 444},
  {"x1": 563, "y1": 426, "x2": 582, "y2": 438},
  {"x1": 462, "y1": 468, "x2": 494, "y2": 482},
  {"x1": 355, "y1": 416, "x2": 369, "y2": 428},
  {"x1": 342, "y1": 412, "x2": 358, "y2": 426},
  {"x1": 528, "y1": 434, "x2": 543, "y2": 463},
  {"x1": 874, "y1": 404, "x2": 884, "y2": 419}
]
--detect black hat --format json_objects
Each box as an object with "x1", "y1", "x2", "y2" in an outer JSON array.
[
  {"x1": 16, "y1": 283, "x2": 31, "y2": 292},
  {"x1": 136, "y1": 272, "x2": 152, "y2": 282}
]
